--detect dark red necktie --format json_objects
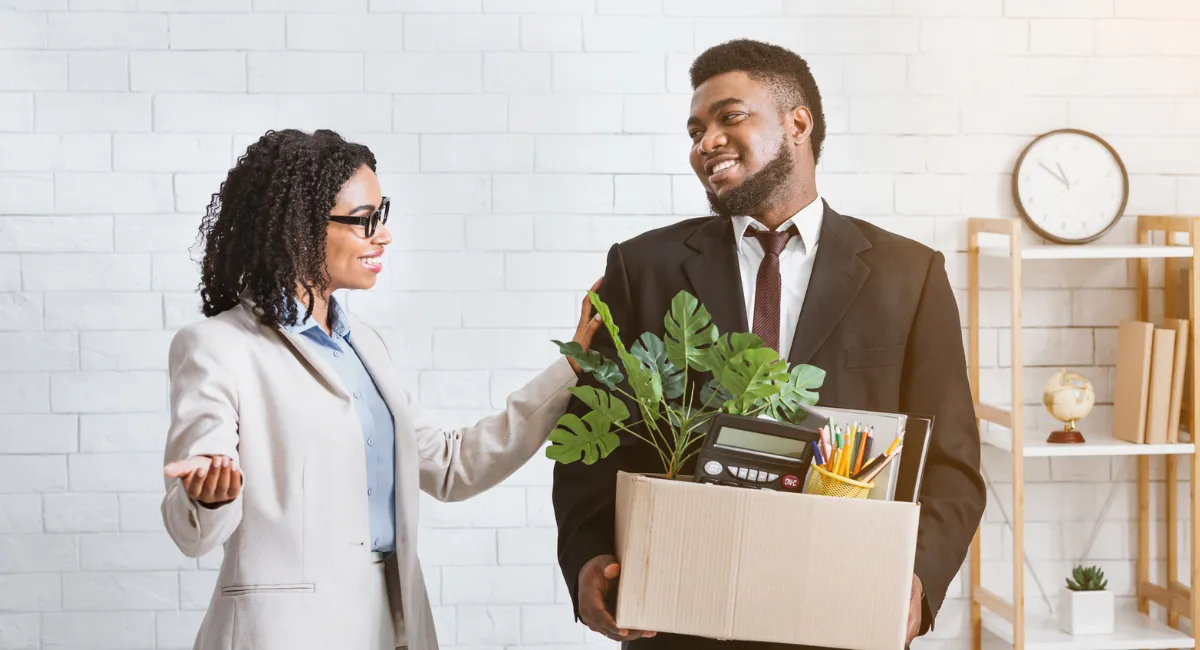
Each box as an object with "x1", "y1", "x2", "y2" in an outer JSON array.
[{"x1": 746, "y1": 225, "x2": 797, "y2": 352}]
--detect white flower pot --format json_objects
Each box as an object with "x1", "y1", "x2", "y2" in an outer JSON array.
[{"x1": 1057, "y1": 586, "x2": 1114, "y2": 635}]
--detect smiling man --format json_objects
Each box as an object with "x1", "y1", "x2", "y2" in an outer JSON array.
[{"x1": 551, "y1": 40, "x2": 986, "y2": 650}]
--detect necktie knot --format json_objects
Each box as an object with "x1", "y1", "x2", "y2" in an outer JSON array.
[{"x1": 746, "y1": 225, "x2": 797, "y2": 256}]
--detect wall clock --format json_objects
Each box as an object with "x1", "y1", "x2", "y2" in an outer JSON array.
[{"x1": 1011, "y1": 128, "x2": 1129, "y2": 245}]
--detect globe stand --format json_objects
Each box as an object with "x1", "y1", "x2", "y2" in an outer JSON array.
[{"x1": 1047, "y1": 420, "x2": 1085, "y2": 444}]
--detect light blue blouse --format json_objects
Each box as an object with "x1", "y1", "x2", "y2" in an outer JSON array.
[{"x1": 284, "y1": 296, "x2": 397, "y2": 553}]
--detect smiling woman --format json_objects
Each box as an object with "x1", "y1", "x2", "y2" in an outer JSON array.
[{"x1": 161, "y1": 128, "x2": 605, "y2": 650}]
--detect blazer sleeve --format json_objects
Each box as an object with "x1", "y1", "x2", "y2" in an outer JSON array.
[
  {"x1": 901, "y1": 251, "x2": 986, "y2": 634},
  {"x1": 402, "y1": 357, "x2": 579, "y2": 503},
  {"x1": 160, "y1": 325, "x2": 244, "y2": 559}
]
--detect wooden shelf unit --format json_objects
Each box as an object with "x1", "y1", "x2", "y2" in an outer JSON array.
[{"x1": 967, "y1": 215, "x2": 1200, "y2": 650}]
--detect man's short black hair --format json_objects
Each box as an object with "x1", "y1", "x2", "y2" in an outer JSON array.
[{"x1": 689, "y1": 39, "x2": 826, "y2": 164}]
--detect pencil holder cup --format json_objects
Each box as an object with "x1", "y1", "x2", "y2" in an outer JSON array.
[{"x1": 805, "y1": 464, "x2": 874, "y2": 499}]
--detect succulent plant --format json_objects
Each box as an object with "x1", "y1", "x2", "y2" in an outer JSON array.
[{"x1": 1065, "y1": 565, "x2": 1107, "y2": 591}]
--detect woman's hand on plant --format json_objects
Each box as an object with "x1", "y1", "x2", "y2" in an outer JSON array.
[
  {"x1": 567, "y1": 277, "x2": 604, "y2": 375},
  {"x1": 577, "y1": 554, "x2": 655, "y2": 642}
]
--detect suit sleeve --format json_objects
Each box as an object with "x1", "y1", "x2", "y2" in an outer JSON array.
[
  {"x1": 161, "y1": 326, "x2": 244, "y2": 559},
  {"x1": 901, "y1": 251, "x2": 986, "y2": 634},
  {"x1": 551, "y1": 242, "x2": 657, "y2": 620},
  {"x1": 407, "y1": 356, "x2": 579, "y2": 503}
]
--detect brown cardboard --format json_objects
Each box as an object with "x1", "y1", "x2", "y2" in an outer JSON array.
[{"x1": 613, "y1": 471, "x2": 920, "y2": 650}]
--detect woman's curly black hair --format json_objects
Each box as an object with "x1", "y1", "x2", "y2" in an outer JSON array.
[{"x1": 196, "y1": 128, "x2": 376, "y2": 329}]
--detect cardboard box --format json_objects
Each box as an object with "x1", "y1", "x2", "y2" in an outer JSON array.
[{"x1": 613, "y1": 471, "x2": 920, "y2": 650}]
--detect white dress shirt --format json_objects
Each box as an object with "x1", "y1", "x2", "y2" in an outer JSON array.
[{"x1": 731, "y1": 195, "x2": 824, "y2": 356}]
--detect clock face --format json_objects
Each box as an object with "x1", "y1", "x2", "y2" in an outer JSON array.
[{"x1": 1013, "y1": 130, "x2": 1128, "y2": 244}]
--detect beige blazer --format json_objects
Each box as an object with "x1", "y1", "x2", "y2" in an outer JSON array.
[{"x1": 160, "y1": 301, "x2": 578, "y2": 650}]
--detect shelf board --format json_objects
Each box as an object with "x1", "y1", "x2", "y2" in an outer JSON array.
[
  {"x1": 982, "y1": 429, "x2": 1195, "y2": 457},
  {"x1": 981, "y1": 609, "x2": 1194, "y2": 650},
  {"x1": 975, "y1": 239, "x2": 1194, "y2": 260}
]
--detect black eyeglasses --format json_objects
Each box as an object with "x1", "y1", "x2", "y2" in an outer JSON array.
[{"x1": 329, "y1": 197, "x2": 390, "y2": 237}]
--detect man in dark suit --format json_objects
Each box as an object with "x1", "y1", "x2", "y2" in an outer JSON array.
[{"x1": 551, "y1": 39, "x2": 986, "y2": 649}]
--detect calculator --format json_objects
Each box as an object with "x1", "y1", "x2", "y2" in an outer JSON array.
[{"x1": 692, "y1": 409, "x2": 827, "y2": 491}]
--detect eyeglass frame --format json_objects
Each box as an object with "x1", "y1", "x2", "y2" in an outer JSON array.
[{"x1": 328, "y1": 197, "x2": 390, "y2": 237}]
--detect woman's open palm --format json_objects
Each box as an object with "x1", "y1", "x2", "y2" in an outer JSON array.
[{"x1": 164, "y1": 455, "x2": 243, "y2": 505}]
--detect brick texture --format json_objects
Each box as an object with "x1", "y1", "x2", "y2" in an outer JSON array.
[{"x1": 1, "y1": 4, "x2": 1196, "y2": 650}]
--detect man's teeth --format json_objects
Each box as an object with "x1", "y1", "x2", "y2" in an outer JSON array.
[{"x1": 712, "y1": 160, "x2": 737, "y2": 174}]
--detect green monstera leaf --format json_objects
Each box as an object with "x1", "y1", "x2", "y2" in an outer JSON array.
[
  {"x1": 567, "y1": 385, "x2": 630, "y2": 423},
  {"x1": 551, "y1": 340, "x2": 624, "y2": 391},
  {"x1": 545, "y1": 411, "x2": 620, "y2": 465},
  {"x1": 705, "y1": 332, "x2": 764, "y2": 383},
  {"x1": 631, "y1": 332, "x2": 684, "y2": 400},
  {"x1": 700, "y1": 376, "x2": 733, "y2": 409},
  {"x1": 664, "y1": 291, "x2": 719, "y2": 372},
  {"x1": 721, "y1": 347, "x2": 790, "y2": 413},
  {"x1": 588, "y1": 291, "x2": 627, "y2": 356},
  {"x1": 766, "y1": 364, "x2": 826, "y2": 421},
  {"x1": 619, "y1": 350, "x2": 663, "y2": 413}
]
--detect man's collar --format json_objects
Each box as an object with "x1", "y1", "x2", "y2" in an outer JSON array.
[{"x1": 732, "y1": 195, "x2": 824, "y2": 253}]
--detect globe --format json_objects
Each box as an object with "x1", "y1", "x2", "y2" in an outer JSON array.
[{"x1": 1042, "y1": 369, "x2": 1095, "y2": 443}]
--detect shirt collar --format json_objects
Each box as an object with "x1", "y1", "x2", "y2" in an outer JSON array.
[
  {"x1": 283, "y1": 294, "x2": 350, "y2": 339},
  {"x1": 732, "y1": 194, "x2": 824, "y2": 253}
]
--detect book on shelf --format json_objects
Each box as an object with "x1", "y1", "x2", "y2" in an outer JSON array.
[{"x1": 1112, "y1": 317, "x2": 1189, "y2": 445}]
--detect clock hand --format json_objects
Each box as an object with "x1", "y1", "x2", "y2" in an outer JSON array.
[
  {"x1": 1038, "y1": 160, "x2": 1069, "y2": 188},
  {"x1": 1055, "y1": 161, "x2": 1072, "y2": 189}
]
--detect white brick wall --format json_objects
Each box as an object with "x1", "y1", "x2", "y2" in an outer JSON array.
[{"x1": 0, "y1": 3, "x2": 1196, "y2": 649}]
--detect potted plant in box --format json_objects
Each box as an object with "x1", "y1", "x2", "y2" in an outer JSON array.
[
  {"x1": 544, "y1": 289, "x2": 826, "y2": 478},
  {"x1": 1058, "y1": 565, "x2": 1113, "y2": 635}
]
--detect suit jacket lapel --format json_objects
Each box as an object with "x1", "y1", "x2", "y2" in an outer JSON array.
[
  {"x1": 682, "y1": 217, "x2": 748, "y2": 337},
  {"x1": 232, "y1": 299, "x2": 351, "y2": 402},
  {"x1": 788, "y1": 203, "x2": 872, "y2": 365},
  {"x1": 343, "y1": 317, "x2": 410, "y2": 429},
  {"x1": 342, "y1": 316, "x2": 421, "y2": 536}
]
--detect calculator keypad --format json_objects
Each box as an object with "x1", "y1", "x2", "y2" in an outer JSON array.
[{"x1": 726, "y1": 466, "x2": 777, "y2": 484}]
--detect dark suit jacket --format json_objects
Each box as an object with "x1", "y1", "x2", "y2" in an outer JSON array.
[{"x1": 551, "y1": 200, "x2": 986, "y2": 649}]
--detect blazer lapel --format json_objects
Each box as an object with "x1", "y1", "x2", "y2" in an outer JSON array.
[
  {"x1": 343, "y1": 317, "x2": 409, "y2": 428},
  {"x1": 342, "y1": 315, "x2": 421, "y2": 529},
  {"x1": 273, "y1": 327, "x2": 352, "y2": 400},
  {"x1": 682, "y1": 217, "x2": 749, "y2": 337},
  {"x1": 228, "y1": 299, "x2": 346, "y2": 402},
  {"x1": 787, "y1": 203, "x2": 872, "y2": 365}
]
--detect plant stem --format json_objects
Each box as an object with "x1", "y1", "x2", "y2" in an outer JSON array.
[
  {"x1": 610, "y1": 420, "x2": 669, "y2": 471},
  {"x1": 613, "y1": 386, "x2": 671, "y2": 461}
]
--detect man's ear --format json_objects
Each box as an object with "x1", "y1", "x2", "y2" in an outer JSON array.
[{"x1": 789, "y1": 105, "x2": 814, "y2": 146}]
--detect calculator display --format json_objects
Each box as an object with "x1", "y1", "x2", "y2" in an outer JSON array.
[{"x1": 715, "y1": 426, "x2": 810, "y2": 460}]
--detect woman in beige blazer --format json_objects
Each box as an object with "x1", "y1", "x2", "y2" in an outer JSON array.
[{"x1": 160, "y1": 129, "x2": 601, "y2": 650}]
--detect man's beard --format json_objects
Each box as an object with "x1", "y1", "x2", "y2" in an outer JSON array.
[{"x1": 706, "y1": 138, "x2": 794, "y2": 219}]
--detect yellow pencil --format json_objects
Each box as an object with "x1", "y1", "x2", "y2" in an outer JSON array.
[{"x1": 885, "y1": 435, "x2": 902, "y2": 456}]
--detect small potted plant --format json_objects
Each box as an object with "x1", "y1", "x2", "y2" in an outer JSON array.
[
  {"x1": 545, "y1": 290, "x2": 826, "y2": 478},
  {"x1": 1058, "y1": 565, "x2": 1113, "y2": 635}
]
